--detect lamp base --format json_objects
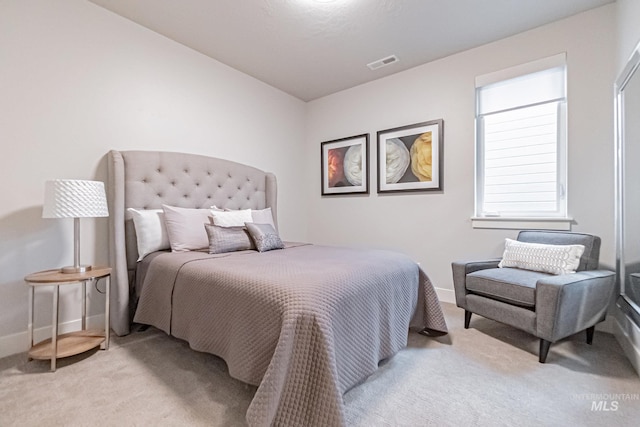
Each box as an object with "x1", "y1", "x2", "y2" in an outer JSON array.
[{"x1": 61, "y1": 265, "x2": 93, "y2": 274}]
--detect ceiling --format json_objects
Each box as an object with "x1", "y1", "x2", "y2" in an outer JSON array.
[{"x1": 89, "y1": 0, "x2": 614, "y2": 101}]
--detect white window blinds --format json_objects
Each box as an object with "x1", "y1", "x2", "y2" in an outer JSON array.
[
  {"x1": 478, "y1": 66, "x2": 565, "y2": 115},
  {"x1": 475, "y1": 55, "x2": 567, "y2": 218}
]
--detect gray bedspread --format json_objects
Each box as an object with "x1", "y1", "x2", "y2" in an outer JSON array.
[{"x1": 134, "y1": 243, "x2": 447, "y2": 427}]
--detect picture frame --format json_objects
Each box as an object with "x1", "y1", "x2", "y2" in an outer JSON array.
[
  {"x1": 321, "y1": 133, "x2": 369, "y2": 196},
  {"x1": 377, "y1": 119, "x2": 443, "y2": 193}
]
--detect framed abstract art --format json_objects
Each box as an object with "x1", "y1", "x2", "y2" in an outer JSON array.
[
  {"x1": 321, "y1": 133, "x2": 369, "y2": 196},
  {"x1": 377, "y1": 119, "x2": 443, "y2": 193}
]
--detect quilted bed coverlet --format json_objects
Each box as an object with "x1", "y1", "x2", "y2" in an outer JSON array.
[{"x1": 134, "y1": 243, "x2": 447, "y2": 426}]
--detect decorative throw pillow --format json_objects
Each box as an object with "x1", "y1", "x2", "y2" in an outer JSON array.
[
  {"x1": 204, "y1": 224, "x2": 255, "y2": 254},
  {"x1": 162, "y1": 205, "x2": 214, "y2": 252},
  {"x1": 498, "y1": 238, "x2": 585, "y2": 275},
  {"x1": 210, "y1": 209, "x2": 253, "y2": 227},
  {"x1": 127, "y1": 208, "x2": 170, "y2": 261},
  {"x1": 245, "y1": 222, "x2": 284, "y2": 252}
]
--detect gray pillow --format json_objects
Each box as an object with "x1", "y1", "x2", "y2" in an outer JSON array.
[
  {"x1": 162, "y1": 205, "x2": 214, "y2": 252},
  {"x1": 245, "y1": 222, "x2": 284, "y2": 252},
  {"x1": 204, "y1": 224, "x2": 255, "y2": 254}
]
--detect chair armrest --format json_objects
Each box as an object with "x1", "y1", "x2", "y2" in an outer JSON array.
[
  {"x1": 451, "y1": 259, "x2": 501, "y2": 308},
  {"x1": 536, "y1": 270, "x2": 616, "y2": 342}
]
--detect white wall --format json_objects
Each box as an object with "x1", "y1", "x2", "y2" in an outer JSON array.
[
  {"x1": 614, "y1": 0, "x2": 640, "y2": 375},
  {"x1": 617, "y1": 0, "x2": 640, "y2": 70},
  {"x1": 306, "y1": 5, "x2": 616, "y2": 303},
  {"x1": 0, "y1": 0, "x2": 307, "y2": 357}
]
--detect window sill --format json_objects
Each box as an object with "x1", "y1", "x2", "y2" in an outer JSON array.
[{"x1": 471, "y1": 216, "x2": 573, "y2": 230}]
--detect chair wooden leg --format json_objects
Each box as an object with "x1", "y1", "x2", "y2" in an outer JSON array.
[
  {"x1": 539, "y1": 339, "x2": 551, "y2": 363},
  {"x1": 586, "y1": 326, "x2": 595, "y2": 345},
  {"x1": 464, "y1": 311, "x2": 471, "y2": 329}
]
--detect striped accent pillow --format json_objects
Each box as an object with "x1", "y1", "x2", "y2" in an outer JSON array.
[
  {"x1": 205, "y1": 224, "x2": 255, "y2": 254},
  {"x1": 498, "y1": 238, "x2": 585, "y2": 275}
]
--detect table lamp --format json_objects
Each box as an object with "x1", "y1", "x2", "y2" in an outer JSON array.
[{"x1": 42, "y1": 179, "x2": 109, "y2": 274}]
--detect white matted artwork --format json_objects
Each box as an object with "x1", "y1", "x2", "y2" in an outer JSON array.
[
  {"x1": 321, "y1": 133, "x2": 369, "y2": 195},
  {"x1": 377, "y1": 119, "x2": 443, "y2": 193}
]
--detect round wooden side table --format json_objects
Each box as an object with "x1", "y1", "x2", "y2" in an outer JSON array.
[{"x1": 24, "y1": 266, "x2": 111, "y2": 372}]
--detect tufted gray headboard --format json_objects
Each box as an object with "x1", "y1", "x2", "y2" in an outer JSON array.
[{"x1": 107, "y1": 150, "x2": 278, "y2": 335}]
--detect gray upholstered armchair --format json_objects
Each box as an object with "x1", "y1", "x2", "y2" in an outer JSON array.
[{"x1": 452, "y1": 230, "x2": 616, "y2": 363}]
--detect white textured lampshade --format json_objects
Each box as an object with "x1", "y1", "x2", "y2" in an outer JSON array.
[{"x1": 43, "y1": 179, "x2": 109, "y2": 218}]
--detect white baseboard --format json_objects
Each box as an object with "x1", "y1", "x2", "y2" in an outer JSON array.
[
  {"x1": 613, "y1": 309, "x2": 640, "y2": 377},
  {"x1": 0, "y1": 314, "x2": 105, "y2": 360},
  {"x1": 435, "y1": 287, "x2": 455, "y2": 304}
]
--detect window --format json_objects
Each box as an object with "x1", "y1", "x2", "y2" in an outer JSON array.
[{"x1": 475, "y1": 54, "x2": 568, "y2": 227}]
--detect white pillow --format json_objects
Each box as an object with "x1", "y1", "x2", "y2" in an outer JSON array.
[
  {"x1": 127, "y1": 208, "x2": 170, "y2": 261},
  {"x1": 498, "y1": 238, "x2": 585, "y2": 275},
  {"x1": 211, "y1": 206, "x2": 276, "y2": 229},
  {"x1": 251, "y1": 207, "x2": 276, "y2": 229},
  {"x1": 162, "y1": 205, "x2": 214, "y2": 252},
  {"x1": 210, "y1": 209, "x2": 253, "y2": 227}
]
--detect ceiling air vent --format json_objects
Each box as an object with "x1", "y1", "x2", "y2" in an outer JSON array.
[{"x1": 367, "y1": 55, "x2": 399, "y2": 70}]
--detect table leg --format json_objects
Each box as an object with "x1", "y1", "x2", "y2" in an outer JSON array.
[
  {"x1": 27, "y1": 286, "x2": 34, "y2": 360},
  {"x1": 81, "y1": 280, "x2": 87, "y2": 331},
  {"x1": 51, "y1": 285, "x2": 59, "y2": 372},
  {"x1": 105, "y1": 275, "x2": 110, "y2": 350}
]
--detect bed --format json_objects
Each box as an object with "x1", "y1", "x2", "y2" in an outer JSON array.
[{"x1": 107, "y1": 150, "x2": 447, "y2": 427}]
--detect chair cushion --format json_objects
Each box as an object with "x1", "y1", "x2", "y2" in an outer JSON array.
[{"x1": 466, "y1": 268, "x2": 553, "y2": 308}]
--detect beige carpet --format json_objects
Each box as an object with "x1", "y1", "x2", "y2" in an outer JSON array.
[{"x1": 1, "y1": 303, "x2": 638, "y2": 426}]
